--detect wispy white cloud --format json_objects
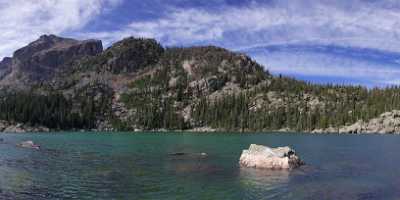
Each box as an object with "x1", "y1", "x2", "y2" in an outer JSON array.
[
  {"x1": 83, "y1": 0, "x2": 400, "y2": 52},
  {"x1": 0, "y1": 0, "x2": 122, "y2": 59},
  {"x1": 4, "y1": 0, "x2": 400, "y2": 56},
  {"x1": 250, "y1": 49, "x2": 400, "y2": 86}
]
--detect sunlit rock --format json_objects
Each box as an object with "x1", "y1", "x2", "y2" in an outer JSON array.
[
  {"x1": 17, "y1": 141, "x2": 40, "y2": 150},
  {"x1": 239, "y1": 144, "x2": 303, "y2": 170}
]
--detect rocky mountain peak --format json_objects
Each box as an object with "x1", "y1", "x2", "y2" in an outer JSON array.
[
  {"x1": 0, "y1": 57, "x2": 12, "y2": 67},
  {"x1": 0, "y1": 35, "x2": 103, "y2": 87},
  {"x1": 38, "y1": 34, "x2": 69, "y2": 43},
  {"x1": 77, "y1": 37, "x2": 164, "y2": 74},
  {"x1": 0, "y1": 57, "x2": 12, "y2": 79},
  {"x1": 13, "y1": 35, "x2": 102, "y2": 61},
  {"x1": 39, "y1": 34, "x2": 62, "y2": 40}
]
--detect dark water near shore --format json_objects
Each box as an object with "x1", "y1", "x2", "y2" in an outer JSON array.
[{"x1": 0, "y1": 132, "x2": 399, "y2": 200}]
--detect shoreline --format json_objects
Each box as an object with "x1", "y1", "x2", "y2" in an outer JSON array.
[{"x1": 1, "y1": 129, "x2": 399, "y2": 135}]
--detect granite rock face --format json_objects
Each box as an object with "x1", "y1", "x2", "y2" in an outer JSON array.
[
  {"x1": 239, "y1": 144, "x2": 304, "y2": 170},
  {"x1": 340, "y1": 111, "x2": 400, "y2": 134},
  {"x1": 0, "y1": 34, "x2": 103, "y2": 87},
  {"x1": 76, "y1": 37, "x2": 164, "y2": 74},
  {"x1": 0, "y1": 57, "x2": 12, "y2": 79}
]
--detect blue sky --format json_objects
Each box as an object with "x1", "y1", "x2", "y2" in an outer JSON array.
[{"x1": 2, "y1": 0, "x2": 400, "y2": 87}]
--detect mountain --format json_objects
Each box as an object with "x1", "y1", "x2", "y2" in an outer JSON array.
[
  {"x1": 1, "y1": 35, "x2": 400, "y2": 134},
  {"x1": 0, "y1": 35, "x2": 102, "y2": 89}
]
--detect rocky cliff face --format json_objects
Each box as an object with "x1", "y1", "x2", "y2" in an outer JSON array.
[
  {"x1": 76, "y1": 37, "x2": 163, "y2": 74},
  {"x1": 0, "y1": 34, "x2": 103, "y2": 88},
  {"x1": 0, "y1": 57, "x2": 12, "y2": 79}
]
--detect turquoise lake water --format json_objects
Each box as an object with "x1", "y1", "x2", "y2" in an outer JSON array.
[{"x1": 0, "y1": 132, "x2": 399, "y2": 200}]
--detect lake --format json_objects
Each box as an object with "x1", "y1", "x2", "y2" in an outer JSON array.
[{"x1": 0, "y1": 132, "x2": 399, "y2": 200}]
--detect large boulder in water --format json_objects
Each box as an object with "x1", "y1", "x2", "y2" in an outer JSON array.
[{"x1": 239, "y1": 144, "x2": 303, "y2": 170}]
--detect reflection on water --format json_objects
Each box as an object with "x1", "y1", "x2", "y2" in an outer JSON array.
[
  {"x1": 239, "y1": 167, "x2": 290, "y2": 199},
  {"x1": 0, "y1": 166, "x2": 34, "y2": 199},
  {"x1": 1, "y1": 133, "x2": 400, "y2": 199},
  {"x1": 240, "y1": 167, "x2": 290, "y2": 187}
]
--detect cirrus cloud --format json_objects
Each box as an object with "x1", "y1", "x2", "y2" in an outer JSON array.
[
  {"x1": 0, "y1": 0, "x2": 122, "y2": 59},
  {"x1": 83, "y1": 0, "x2": 400, "y2": 52}
]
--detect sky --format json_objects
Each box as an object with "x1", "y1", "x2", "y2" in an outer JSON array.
[{"x1": 1, "y1": 0, "x2": 400, "y2": 87}]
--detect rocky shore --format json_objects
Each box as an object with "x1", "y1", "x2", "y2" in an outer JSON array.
[
  {"x1": 0, "y1": 121, "x2": 49, "y2": 133},
  {"x1": 3, "y1": 109, "x2": 400, "y2": 134},
  {"x1": 312, "y1": 110, "x2": 400, "y2": 134}
]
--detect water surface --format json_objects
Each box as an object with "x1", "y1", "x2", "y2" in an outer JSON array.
[{"x1": 0, "y1": 132, "x2": 399, "y2": 199}]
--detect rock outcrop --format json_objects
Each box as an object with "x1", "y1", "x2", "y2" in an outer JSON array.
[
  {"x1": 76, "y1": 37, "x2": 163, "y2": 74},
  {"x1": 0, "y1": 34, "x2": 103, "y2": 87},
  {"x1": 0, "y1": 57, "x2": 12, "y2": 79},
  {"x1": 313, "y1": 110, "x2": 400, "y2": 134},
  {"x1": 239, "y1": 144, "x2": 304, "y2": 170}
]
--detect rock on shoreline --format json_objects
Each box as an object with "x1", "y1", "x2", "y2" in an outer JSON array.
[
  {"x1": 3, "y1": 110, "x2": 400, "y2": 134},
  {"x1": 187, "y1": 127, "x2": 217, "y2": 132},
  {"x1": 0, "y1": 121, "x2": 49, "y2": 133},
  {"x1": 239, "y1": 144, "x2": 304, "y2": 170},
  {"x1": 312, "y1": 110, "x2": 400, "y2": 134}
]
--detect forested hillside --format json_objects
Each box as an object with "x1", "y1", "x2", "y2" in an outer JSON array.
[{"x1": 0, "y1": 35, "x2": 400, "y2": 133}]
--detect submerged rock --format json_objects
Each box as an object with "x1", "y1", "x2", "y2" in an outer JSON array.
[
  {"x1": 17, "y1": 141, "x2": 40, "y2": 150},
  {"x1": 169, "y1": 152, "x2": 208, "y2": 159},
  {"x1": 239, "y1": 144, "x2": 304, "y2": 170}
]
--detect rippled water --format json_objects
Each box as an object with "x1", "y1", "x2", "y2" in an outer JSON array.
[{"x1": 0, "y1": 132, "x2": 399, "y2": 200}]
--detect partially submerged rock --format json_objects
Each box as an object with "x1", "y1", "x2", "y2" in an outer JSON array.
[
  {"x1": 169, "y1": 152, "x2": 208, "y2": 159},
  {"x1": 239, "y1": 144, "x2": 303, "y2": 170},
  {"x1": 17, "y1": 141, "x2": 40, "y2": 150}
]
